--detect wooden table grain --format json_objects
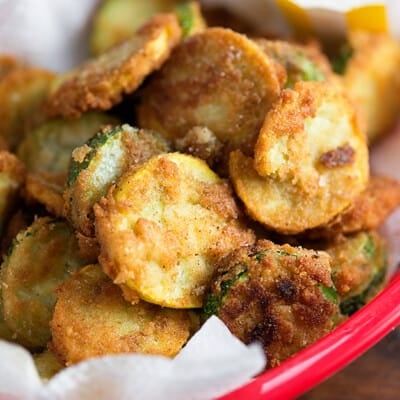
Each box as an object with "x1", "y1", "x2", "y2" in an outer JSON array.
[{"x1": 300, "y1": 328, "x2": 400, "y2": 400}]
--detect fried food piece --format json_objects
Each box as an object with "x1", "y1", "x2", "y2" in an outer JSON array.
[
  {"x1": 51, "y1": 264, "x2": 191, "y2": 365},
  {"x1": 336, "y1": 32, "x2": 400, "y2": 142},
  {"x1": 1, "y1": 217, "x2": 88, "y2": 349},
  {"x1": 0, "y1": 55, "x2": 22, "y2": 81},
  {"x1": 305, "y1": 176, "x2": 400, "y2": 239},
  {"x1": 76, "y1": 233, "x2": 100, "y2": 264},
  {"x1": 254, "y1": 39, "x2": 332, "y2": 89},
  {"x1": 204, "y1": 239, "x2": 339, "y2": 368},
  {"x1": 24, "y1": 173, "x2": 66, "y2": 218},
  {"x1": 95, "y1": 152, "x2": 255, "y2": 308},
  {"x1": 174, "y1": 126, "x2": 223, "y2": 168},
  {"x1": 17, "y1": 112, "x2": 119, "y2": 174},
  {"x1": 45, "y1": 14, "x2": 182, "y2": 118},
  {"x1": 0, "y1": 67, "x2": 55, "y2": 149},
  {"x1": 33, "y1": 350, "x2": 64, "y2": 381},
  {"x1": 323, "y1": 231, "x2": 387, "y2": 315},
  {"x1": 138, "y1": 27, "x2": 281, "y2": 157},
  {"x1": 0, "y1": 151, "x2": 26, "y2": 236},
  {"x1": 230, "y1": 81, "x2": 368, "y2": 234},
  {"x1": 175, "y1": 1, "x2": 207, "y2": 38},
  {"x1": 64, "y1": 124, "x2": 171, "y2": 237},
  {"x1": 90, "y1": 0, "x2": 179, "y2": 55},
  {"x1": 0, "y1": 289, "x2": 15, "y2": 342}
]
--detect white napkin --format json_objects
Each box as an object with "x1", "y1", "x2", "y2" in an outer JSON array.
[{"x1": 0, "y1": 317, "x2": 266, "y2": 400}]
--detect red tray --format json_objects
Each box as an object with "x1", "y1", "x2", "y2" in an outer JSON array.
[{"x1": 218, "y1": 270, "x2": 400, "y2": 400}]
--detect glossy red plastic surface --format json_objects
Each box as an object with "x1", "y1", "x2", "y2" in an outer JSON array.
[{"x1": 218, "y1": 270, "x2": 400, "y2": 400}]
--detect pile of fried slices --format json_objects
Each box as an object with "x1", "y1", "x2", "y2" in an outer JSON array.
[{"x1": 0, "y1": 0, "x2": 400, "y2": 378}]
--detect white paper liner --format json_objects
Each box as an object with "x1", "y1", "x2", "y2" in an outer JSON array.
[{"x1": 0, "y1": 317, "x2": 266, "y2": 400}]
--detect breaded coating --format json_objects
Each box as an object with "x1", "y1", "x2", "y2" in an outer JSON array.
[
  {"x1": 305, "y1": 176, "x2": 400, "y2": 239},
  {"x1": 24, "y1": 172, "x2": 66, "y2": 218},
  {"x1": 51, "y1": 264, "x2": 191, "y2": 365},
  {"x1": 253, "y1": 39, "x2": 334, "y2": 89},
  {"x1": 204, "y1": 240, "x2": 339, "y2": 368},
  {"x1": 95, "y1": 153, "x2": 255, "y2": 308},
  {"x1": 0, "y1": 288, "x2": 15, "y2": 342},
  {"x1": 0, "y1": 151, "x2": 26, "y2": 236},
  {"x1": 230, "y1": 81, "x2": 368, "y2": 234},
  {"x1": 0, "y1": 55, "x2": 22, "y2": 81},
  {"x1": 138, "y1": 27, "x2": 281, "y2": 157},
  {"x1": 65, "y1": 124, "x2": 171, "y2": 237},
  {"x1": 323, "y1": 231, "x2": 387, "y2": 315},
  {"x1": 0, "y1": 67, "x2": 55, "y2": 149},
  {"x1": 340, "y1": 32, "x2": 400, "y2": 142},
  {"x1": 33, "y1": 350, "x2": 64, "y2": 381},
  {"x1": 17, "y1": 112, "x2": 119, "y2": 174},
  {"x1": 174, "y1": 126, "x2": 223, "y2": 168},
  {"x1": 45, "y1": 14, "x2": 182, "y2": 118},
  {"x1": 90, "y1": 0, "x2": 179, "y2": 55},
  {"x1": 76, "y1": 233, "x2": 101, "y2": 265},
  {"x1": 1, "y1": 217, "x2": 88, "y2": 349}
]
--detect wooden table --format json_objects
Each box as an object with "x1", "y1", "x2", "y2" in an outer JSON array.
[{"x1": 300, "y1": 328, "x2": 400, "y2": 400}]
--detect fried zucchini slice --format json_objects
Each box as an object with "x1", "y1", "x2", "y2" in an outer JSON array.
[
  {"x1": 0, "y1": 152, "x2": 26, "y2": 236},
  {"x1": 339, "y1": 32, "x2": 400, "y2": 142},
  {"x1": 90, "y1": 0, "x2": 205, "y2": 55},
  {"x1": 17, "y1": 112, "x2": 119, "y2": 175},
  {"x1": 0, "y1": 67, "x2": 55, "y2": 149},
  {"x1": 1, "y1": 217, "x2": 88, "y2": 349},
  {"x1": 45, "y1": 14, "x2": 182, "y2": 118},
  {"x1": 254, "y1": 39, "x2": 331, "y2": 89},
  {"x1": 95, "y1": 152, "x2": 255, "y2": 308},
  {"x1": 305, "y1": 176, "x2": 400, "y2": 239},
  {"x1": 51, "y1": 264, "x2": 191, "y2": 365},
  {"x1": 90, "y1": 0, "x2": 178, "y2": 55},
  {"x1": 33, "y1": 350, "x2": 64, "y2": 381},
  {"x1": 204, "y1": 239, "x2": 339, "y2": 368},
  {"x1": 138, "y1": 27, "x2": 281, "y2": 156},
  {"x1": 65, "y1": 124, "x2": 171, "y2": 237},
  {"x1": 324, "y1": 231, "x2": 387, "y2": 316},
  {"x1": 24, "y1": 173, "x2": 66, "y2": 218},
  {"x1": 231, "y1": 81, "x2": 369, "y2": 234}
]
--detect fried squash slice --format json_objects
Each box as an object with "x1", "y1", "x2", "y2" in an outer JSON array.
[
  {"x1": 95, "y1": 152, "x2": 255, "y2": 308},
  {"x1": 254, "y1": 39, "x2": 333, "y2": 89},
  {"x1": 0, "y1": 67, "x2": 54, "y2": 149},
  {"x1": 90, "y1": 0, "x2": 205, "y2": 55},
  {"x1": 336, "y1": 32, "x2": 400, "y2": 142},
  {"x1": 24, "y1": 172, "x2": 66, "y2": 218},
  {"x1": 204, "y1": 239, "x2": 339, "y2": 368},
  {"x1": 45, "y1": 14, "x2": 182, "y2": 118},
  {"x1": 304, "y1": 176, "x2": 400, "y2": 239},
  {"x1": 1, "y1": 217, "x2": 88, "y2": 349},
  {"x1": 230, "y1": 81, "x2": 369, "y2": 234},
  {"x1": 17, "y1": 112, "x2": 119, "y2": 174},
  {"x1": 138, "y1": 27, "x2": 281, "y2": 156},
  {"x1": 50, "y1": 264, "x2": 192, "y2": 365},
  {"x1": 65, "y1": 124, "x2": 171, "y2": 237}
]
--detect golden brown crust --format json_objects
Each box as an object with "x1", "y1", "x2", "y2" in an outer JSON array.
[
  {"x1": 230, "y1": 81, "x2": 369, "y2": 234},
  {"x1": 95, "y1": 153, "x2": 255, "y2": 308},
  {"x1": 24, "y1": 172, "x2": 66, "y2": 218},
  {"x1": 305, "y1": 176, "x2": 400, "y2": 239},
  {"x1": 0, "y1": 55, "x2": 23, "y2": 81},
  {"x1": 51, "y1": 264, "x2": 191, "y2": 365},
  {"x1": 0, "y1": 67, "x2": 54, "y2": 149},
  {"x1": 209, "y1": 240, "x2": 338, "y2": 367},
  {"x1": 45, "y1": 14, "x2": 182, "y2": 118},
  {"x1": 138, "y1": 27, "x2": 281, "y2": 157},
  {"x1": 344, "y1": 32, "x2": 400, "y2": 142},
  {"x1": 75, "y1": 232, "x2": 100, "y2": 264}
]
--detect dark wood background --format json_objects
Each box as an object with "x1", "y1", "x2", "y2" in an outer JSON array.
[{"x1": 300, "y1": 328, "x2": 400, "y2": 400}]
